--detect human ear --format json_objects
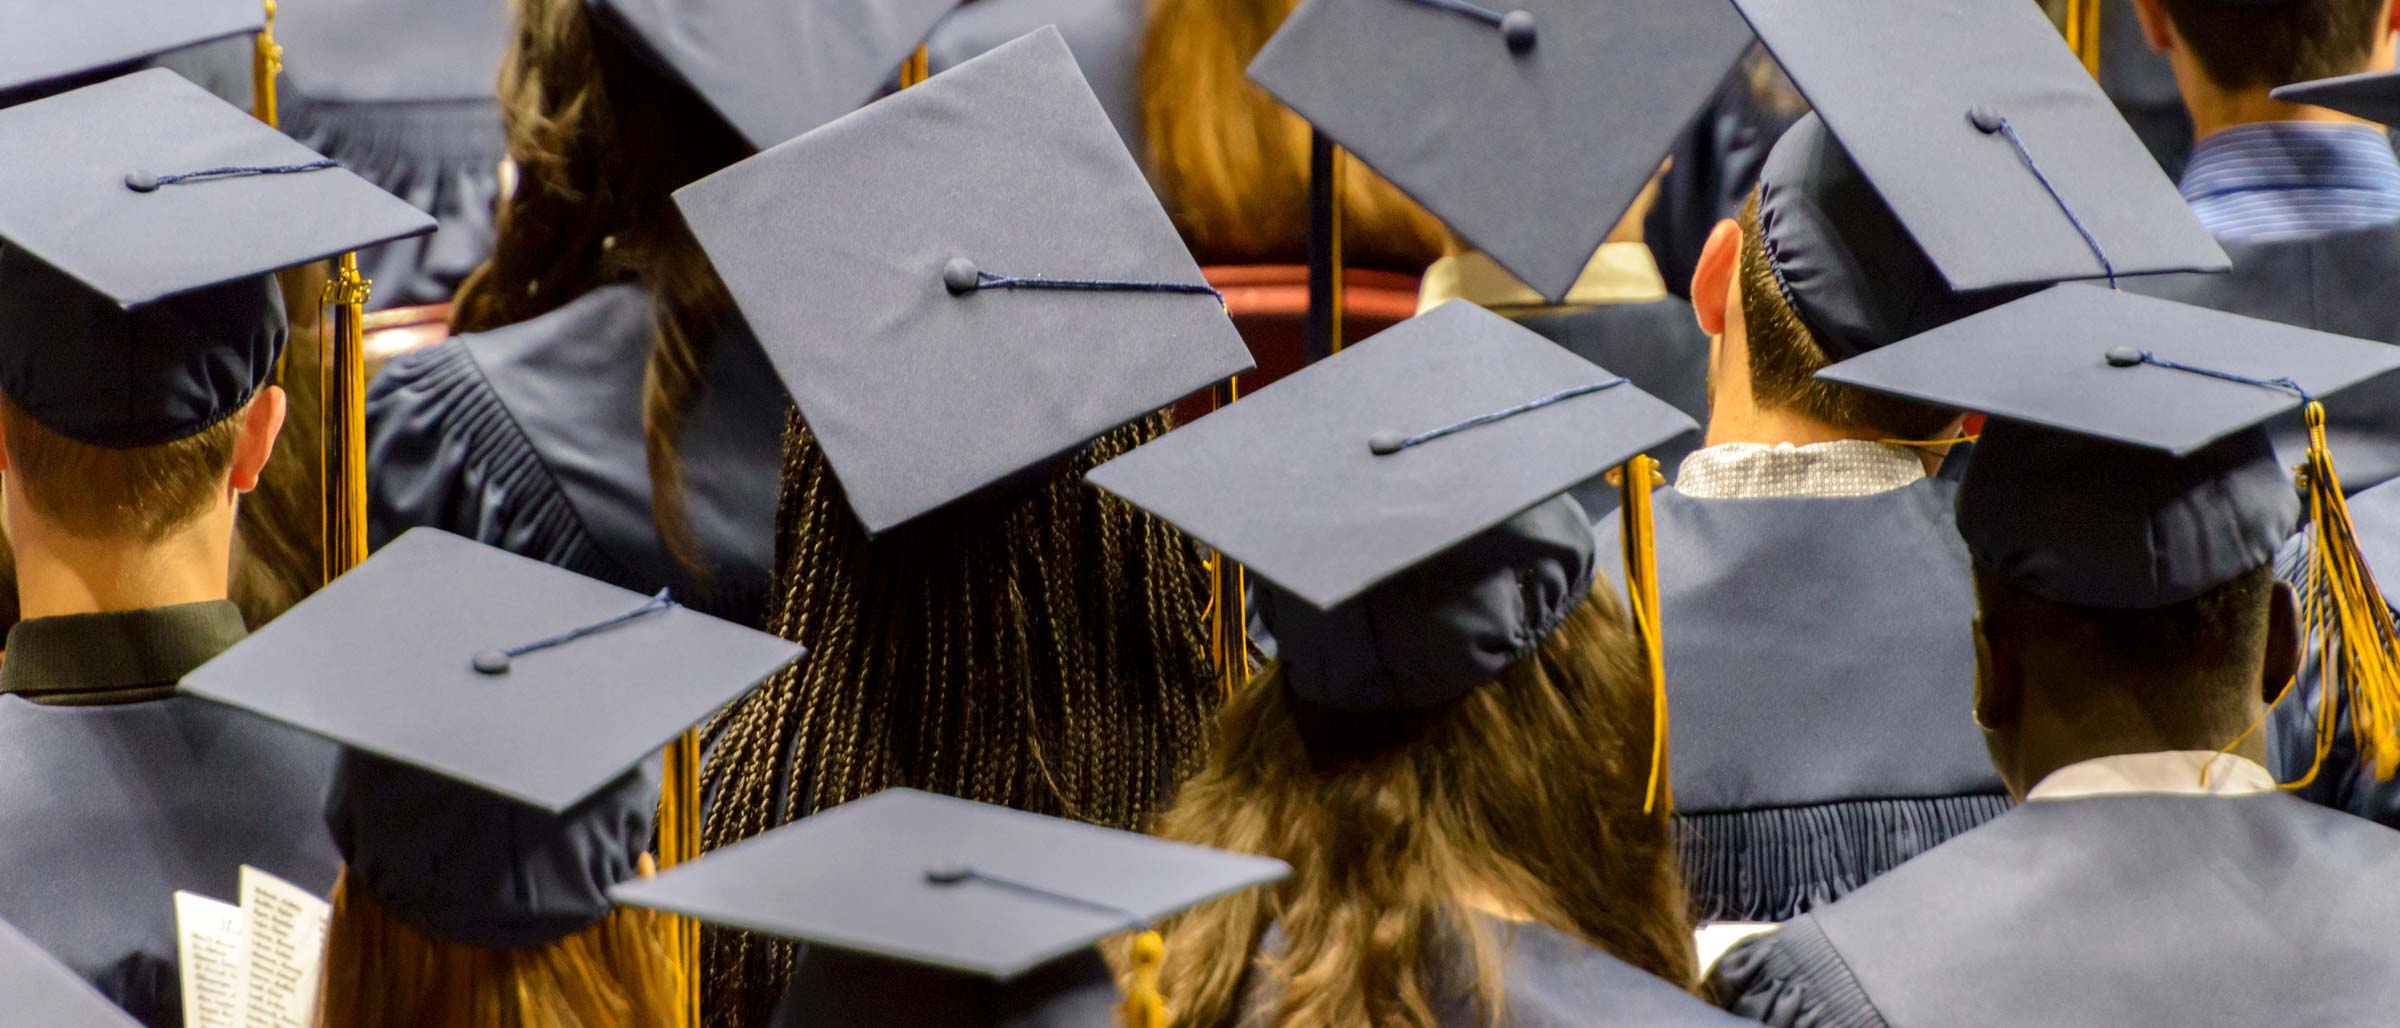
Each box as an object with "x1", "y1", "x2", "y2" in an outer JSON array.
[
  {"x1": 228, "y1": 385, "x2": 288, "y2": 493},
  {"x1": 2263, "y1": 580, "x2": 2300, "y2": 704},
  {"x1": 1691, "y1": 218, "x2": 1742, "y2": 337}
]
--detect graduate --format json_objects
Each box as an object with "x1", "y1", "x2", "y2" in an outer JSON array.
[
  {"x1": 1710, "y1": 285, "x2": 2400, "y2": 1026},
  {"x1": 1085, "y1": 301, "x2": 1747, "y2": 1027},
  {"x1": 671, "y1": 29, "x2": 1250, "y2": 1028},
  {"x1": 613, "y1": 787, "x2": 1289, "y2": 1028},
  {"x1": 177, "y1": 528, "x2": 799, "y2": 1027},
  {"x1": 1246, "y1": 0, "x2": 1753, "y2": 513},
  {"x1": 276, "y1": 0, "x2": 512, "y2": 310},
  {"x1": 365, "y1": 0, "x2": 960, "y2": 627},
  {"x1": 0, "y1": 69, "x2": 431, "y2": 1024},
  {"x1": 1590, "y1": 0, "x2": 2234, "y2": 925}
]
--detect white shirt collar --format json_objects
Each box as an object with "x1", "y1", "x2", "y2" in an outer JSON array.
[
  {"x1": 2023, "y1": 751, "x2": 2277, "y2": 803},
  {"x1": 1414, "y1": 243, "x2": 1667, "y2": 314},
  {"x1": 1672, "y1": 440, "x2": 1926, "y2": 500}
]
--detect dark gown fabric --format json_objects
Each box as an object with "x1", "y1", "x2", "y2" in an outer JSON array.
[
  {"x1": 1710, "y1": 792, "x2": 2400, "y2": 1028},
  {"x1": 0, "y1": 603, "x2": 340, "y2": 1028},
  {"x1": 1510, "y1": 298, "x2": 1711, "y2": 519},
  {"x1": 923, "y1": 0, "x2": 1148, "y2": 159},
  {"x1": 772, "y1": 946, "x2": 1120, "y2": 1028},
  {"x1": 1598, "y1": 480, "x2": 2008, "y2": 922},
  {"x1": 1646, "y1": 44, "x2": 1807, "y2": 302},
  {"x1": 1244, "y1": 914, "x2": 1749, "y2": 1027},
  {"x1": 276, "y1": 0, "x2": 510, "y2": 309},
  {"x1": 2271, "y1": 480, "x2": 2400, "y2": 827},
  {"x1": 366, "y1": 284, "x2": 788, "y2": 626}
]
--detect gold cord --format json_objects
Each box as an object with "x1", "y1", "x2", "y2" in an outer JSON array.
[
  {"x1": 2273, "y1": 402, "x2": 2400, "y2": 787},
  {"x1": 1121, "y1": 930, "x2": 1171, "y2": 1028},
  {"x1": 1617, "y1": 455, "x2": 1672, "y2": 815}
]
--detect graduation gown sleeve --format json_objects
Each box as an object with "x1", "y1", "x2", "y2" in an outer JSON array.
[{"x1": 1708, "y1": 920, "x2": 1890, "y2": 1028}]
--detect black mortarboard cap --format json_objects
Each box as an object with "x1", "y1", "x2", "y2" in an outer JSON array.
[
  {"x1": 0, "y1": 69, "x2": 435, "y2": 447},
  {"x1": 610, "y1": 788, "x2": 1289, "y2": 979},
  {"x1": 0, "y1": 0, "x2": 261, "y2": 99},
  {"x1": 278, "y1": 0, "x2": 510, "y2": 103},
  {"x1": 0, "y1": 914, "x2": 144, "y2": 1028},
  {"x1": 2272, "y1": 70, "x2": 2400, "y2": 125},
  {"x1": 1822, "y1": 283, "x2": 2400, "y2": 608},
  {"x1": 676, "y1": 27, "x2": 1252, "y2": 536},
  {"x1": 1087, "y1": 300, "x2": 1694, "y2": 711},
  {"x1": 183, "y1": 527, "x2": 804, "y2": 812},
  {"x1": 1734, "y1": 0, "x2": 2227, "y2": 295},
  {"x1": 588, "y1": 0, "x2": 965, "y2": 149},
  {"x1": 1247, "y1": 0, "x2": 1754, "y2": 304}
]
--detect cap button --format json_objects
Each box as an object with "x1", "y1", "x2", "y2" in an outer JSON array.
[
  {"x1": 942, "y1": 257, "x2": 982, "y2": 295},
  {"x1": 123, "y1": 170, "x2": 160, "y2": 193},
  {"x1": 2105, "y1": 346, "x2": 2145, "y2": 368},
  {"x1": 924, "y1": 864, "x2": 972, "y2": 885},
  {"x1": 472, "y1": 650, "x2": 512, "y2": 675},
  {"x1": 1501, "y1": 10, "x2": 1538, "y2": 53},
  {"x1": 1966, "y1": 107, "x2": 2006, "y2": 134},
  {"x1": 1368, "y1": 431, "x2": 1408, "y2": 456}
]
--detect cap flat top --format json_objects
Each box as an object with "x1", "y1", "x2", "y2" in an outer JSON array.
[
  {"x1": 0, "y1": 0, "x2": 261, "y2": 95},
  {"x1": 2272, "y1": 70, "x2": 2400, "y2": 126},
  {"x1": 0, "y1": 915, "x2": 143, "y2": 1028},
  {"x1": 589, "y1": 0, "x2": 963, "y2": 149},
  {"x1": 0, "y1": 68, "x2": 435, "y2": 306},
  {"x1": 1819, "y1": 283, "x2": 2400, "y2": 456},
  {"x1": 1086, "y1": 300, "x2": 1695, "y2": 611},
  {"x1": 1248, "y1": 0, "x2": 1753, "y2": 304},
  {"x1": 280, "y1": 0, "x2": 510, "y2": 102},
  {"x1": 1734, "y1": 0, "x2": 2227, "y2": 291},
  {"x1": 610, "y1": 789, "x2": 1290, "y2": 980},
  {"x1": 183, "y1": 528, "x2": 804, "y2": 812},
  {"x1": 677, "y1": 27, "x2": 1252, "y2": 536}
]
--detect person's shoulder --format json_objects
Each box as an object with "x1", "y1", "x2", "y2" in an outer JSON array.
[
  {"x1": 1706, "y1": 915, "x2": 1891, "y2": 1028},
  {"x1": 1487, "y1": 919, "x2": 1754, "y2": 1027}
]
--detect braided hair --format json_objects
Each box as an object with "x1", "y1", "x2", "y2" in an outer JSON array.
[{"x1": 697, "y1": 410, "x2": 1221, "y2": 1028}]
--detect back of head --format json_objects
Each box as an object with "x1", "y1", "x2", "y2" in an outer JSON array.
[
  {"x1": 1139, "y1": 0, "x2": 1451, "y2": 270},
  {"x1": 2159, "y1": 0, "x2": 2387, "y2": 90},
  {"x1": 696, "y1": 412, "x2": 1221, "y2": 1028},
  {"x1": 1150, "y1": 585, "x2": 1693, "y2": 1028}
]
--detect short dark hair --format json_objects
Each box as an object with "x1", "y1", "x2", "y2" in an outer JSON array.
[
  {"x1": 1973, "y1": 562, "x2": 2274, "y2": 736},
  {"x1": 1734, "y1": 191, "x2": 1958, "y2": 439},
  {"x1": 2160, "y1": 0, "x2": 2386, "y2": 90}
]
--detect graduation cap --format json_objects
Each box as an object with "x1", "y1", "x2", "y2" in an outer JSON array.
[
  {"x1": 0, "y1": 69, "x2": 435, "y2": 447},
  {"x1": 609, "y1": 788, "x2": 1290, "y2": 1025},
  {"x1": 1246, "y1": 0, "x2": 1755, "y2": 304},
  {"x1": 675, "y1": 27, "x2": 1252, "y2": 537},
  {"x1": 587, "y1": 0, "x2": 965, "y2": 149},
  {"x1": 0, "y1": 0, "x2": 262, "y2": 100},
  {"x1": 1732, "y1": 0, "x2": 2227, "y2": 302},
  {"x1": 0, "y1": 913, "x2": 144, "y2": 1028},
  {"x1": 277, "y1": 0, "x2": 510, "y2": 103},
  {"x1": 1087, "y1": 300, "x2": 1695, "y2": 713},
  {"x1": 1819, "y1": 283, "x2": 2400, "y2": 779},
  {"x1": 2272, "y1": 69, "x2": 2400, "y2": 125},
  {"x1": 183, "y1": 527, "x2": 804, "y2": 811}
]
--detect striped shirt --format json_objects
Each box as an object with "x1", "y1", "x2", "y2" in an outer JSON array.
[{"x1": 2180, "y1": 122, "x2": 2400, "y2": 241}]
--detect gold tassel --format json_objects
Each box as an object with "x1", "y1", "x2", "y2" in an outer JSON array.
[
  {"x1": 251, "y1": 0, "x2": 282, "y2": 128},
  {"x1": 1617, "y1": 454, "x2": 1672, "y2": 815},
  {"x1": 660, "y1": 729, "x2": 702, "y2": 1028},
  {"x1": 320, "y1": 253, "x2": 372, "y2": 583},
  {"x1": 1121, "y1": 930, "x2": 1171, "y2": 1028},
  {"x1": 2282, "y1": 401, "x2": 2400, "y2": 786}
]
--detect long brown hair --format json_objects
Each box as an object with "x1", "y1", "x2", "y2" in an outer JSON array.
[
  {"x1": 697, "y1": 410, "x2": 1222, "y2": 1028},
  {"x1": 1151, "y1": 592, "x2": 1697, "y2": 1028},
  {"x1": 447, "y1": 0, "x2": 751, "y2": 576},
  {"x1": 1140, "y1": 0, "x2": 1452, "y2": 271},
  {"x1": 316, "y1": 869, "x2": 683, "y2": 1028}
]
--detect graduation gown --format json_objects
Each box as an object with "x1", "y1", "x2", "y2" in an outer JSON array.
[
  {"x1": 366, "y1": 284, "x2": 787, "y2": 626},
  {"x1": 1244, "y1": 914, "x2": 1748, "y2": 1028},
  {"x1": 1512, "y1": 299, "x2": 1710, "y2": 519},
  {"x1": 1709, "y1": 792, "x2": 2400, "y2": 1027},
  {"x1": 2270, "y1": 478, "x2": 2400, "y2": 826},
  {"x1": 772, "y1": 946, "x2": 1121, "y2": 1028},
  {"x1": 1597, "y1": 480, "x2": 2009, "y2": 922},
  {"x1": 0, "y1": 602, "x2": 340, "y2": 1027}
]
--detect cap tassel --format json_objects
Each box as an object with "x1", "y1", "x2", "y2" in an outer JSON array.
[
  {"x1": 1122, "y1": 930, "x2": 1171, "y2": 1028},
  {"x1": 1617, "y1": 454, "x2": 1672, "y2": 815},
  {"x1": 2285, "y1": 402, "x2": 2400, "y2": 786}
]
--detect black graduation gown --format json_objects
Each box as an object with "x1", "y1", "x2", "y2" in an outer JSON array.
[
  {"x1": 923, "y1": 0, "x2": 1148, "y2": 158},
  {"x1": 1709, "y1": 791, "x2": 2400, "y2": 1028},
  {"x1": 1510, "y1": 299, "x2": 1711, "y2": 519},
  {"x1": 1597, "y1": 480, "x2": 2009, "y2": 922},
  {"x1": 365, "y1": 284, "x2": 788, "y2": 626},
  {"x1": 0, "y1": 602, "x2": 340, "y2": 1028},
  {"x1": 1244, "y1": 914, "x2": 1749, "y2": 1028}
]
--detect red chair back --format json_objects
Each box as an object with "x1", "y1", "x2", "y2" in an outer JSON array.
[{"x1": 1176, "y1": 265, "x2": 1422, "y2": 423}]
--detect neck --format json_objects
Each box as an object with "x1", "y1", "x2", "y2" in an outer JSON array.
[
  {"x1": 1702, "y1": 404, "x2": 1892, "y2": 450},
  {"x1": 8, "y1": 509, "x2": 233, "y2": 621},
  {"x1": 2190, "y1": 94, "x2": 2371, "y2": 142},
  {"x1": 2002, "y1": 684, "x2": 2267, "y2": 799}
]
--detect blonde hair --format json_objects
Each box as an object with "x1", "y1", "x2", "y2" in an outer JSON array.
[
  {"x1": 1151, "y1": 592, "x2": 1698, "y2": 1028},
  {"x1": 316, "y1": 869, "x2": 683, "y2": 1028},
  {"x1": 1140, "y1": 0, "x2": 1452, "y2": 270}
]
